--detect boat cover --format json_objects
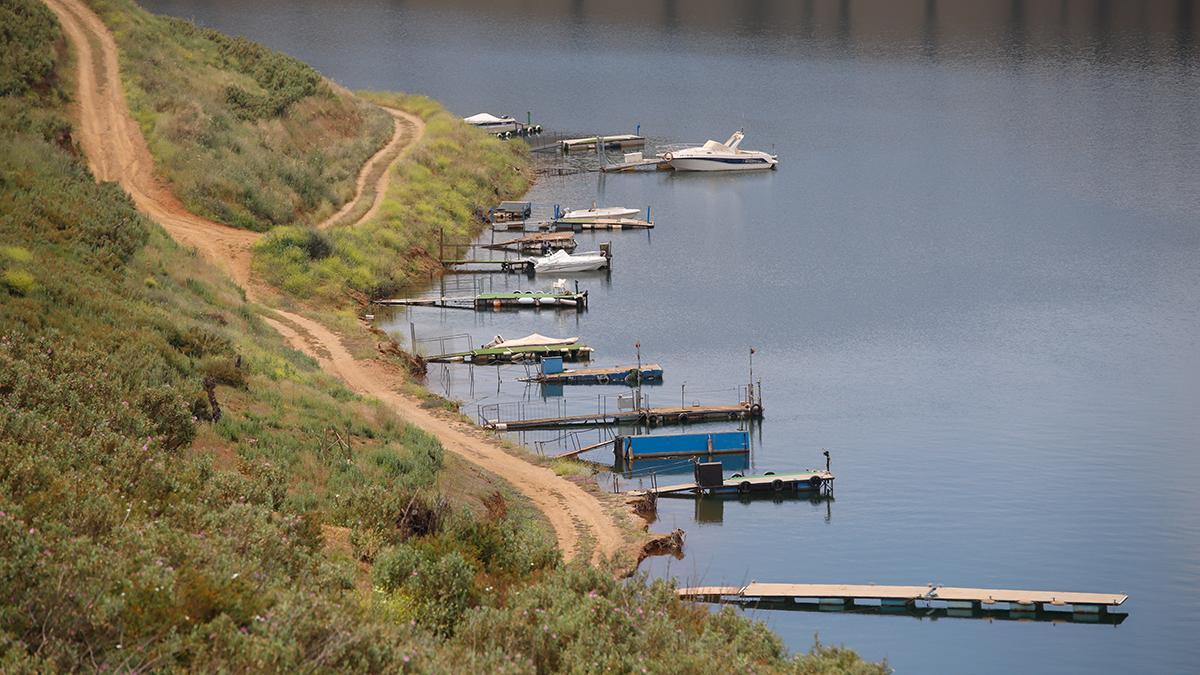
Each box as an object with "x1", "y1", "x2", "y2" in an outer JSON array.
[
  {"x1": 484, "y1": 333, "x2": 579, "y2": 349},
  {"x1": 530, "y1": 249, "x2": 608, "y2": 272},
  {"x1": 464, "y1": 113, "x2": 511, "y2": 124}
]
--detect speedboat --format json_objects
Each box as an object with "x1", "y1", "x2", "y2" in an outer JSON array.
[
  {"x1": 661, "y1": 130, "x2": 778, "y2": 171},
  {"x1": 529, "y1": 249, "x2": 610, "y2": 273},
  {"x1": 463, "y1": 112, "x2": 517, "y2": 134},
  {"x1": 557, "y1": 205, "x2": 640, "y2": 223}
]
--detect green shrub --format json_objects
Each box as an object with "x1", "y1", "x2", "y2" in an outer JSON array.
[
  {"x1": 373, "y1": 543, "x2": 424, "y2": 592},
  {"x1": 1, "y1": 269, "x2": 35, "y2": 295}
]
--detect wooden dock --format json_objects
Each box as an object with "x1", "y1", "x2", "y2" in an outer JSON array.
[
  {"x1": 426, "y1": 343, "x2": 593, "y2": 364},
  {"x1": 519, "y1": 363, "x2": 662, "y2": 385},
  {"x1": 677, "y1": 582, "x2": 1128, "y2": 616},
  {"x1": 482, "y1": 231, "x2": 576, "y2": 253},
  {"x1": 440, "y1": 259, "x2": 533, "y2": 274},
  {"x1": 649, "y1": 470, "x2": 833, "y2": 496},
  {"x1": 546, "y1": 217, "x2": 654, "y2": 231},
  {"x1": 601, "y1": 157, "x2": 672, "y2": 173},
  {"x1": 561, "y1": 134, "x2": 645, "y2": 152},
  {"x1": 483, "y1": 400, "x2": 762, "y2": 430},
  {"x1": 374, "y1": 290, "x2": 587, "y2": 311}
]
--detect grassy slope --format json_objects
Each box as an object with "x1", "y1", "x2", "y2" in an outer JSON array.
[
  {"x1": 84, "y1": 0, "x2": 393, "y2": 232},
  {"x1": 0, "y1": 1, "x2": 886, "y2": 671},
  {"x1": 253, "y1": 91, "x2": 532, "y2": 302}
]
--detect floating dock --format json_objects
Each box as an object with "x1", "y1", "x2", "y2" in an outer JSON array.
[
  {"x1": 482, "y1": 231, "x2": 577, "y2": 253},
  {"x1": 561, "y1": 134, "x2": 646, "y2": 152},
  {"x1": 374, "y1": 290, "x2": 587, "y2": 311},
  {"x1": 617, "y1": 430, "x2": 748, "y2": 462},
  {"x1": 677, "y1": 583, "x2": 1129, "y2": 619},
  {"x1": 546, "y1": 218, "x2": 654, "y2": 231},
  {"x1": 440, "y1": 259, "x2": 533, "y2": 274},
  {"x1": 426, "y1": 343, "x2": 593, "y2": 364},
  {"x1": 483, "y1": 400, "x2": 762, "y2": 430},
  {"x1": 648, "y1": 469, "x2": 833, "y2": 496},
  {"x1": 519, "y1": 360, "x2": 661, "y2": 385},
  {"x1": 601, "y1": 151, "x2": 672, "y2": 173}
]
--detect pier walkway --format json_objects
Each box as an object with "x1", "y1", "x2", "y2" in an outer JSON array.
[{"x1": 678, "y1": 583, "x2": 1128, "y2": 614}]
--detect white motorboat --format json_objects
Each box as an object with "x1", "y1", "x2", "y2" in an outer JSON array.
[
  {"x1": 529, "y1": 249, "x2": 610, "y2": 273},
  {"x1": 463, "y1": 112, "x2": 517, "y2": 134},
  {"x1": 557, "y1": 205, "x2": 640, "y2": 223},
  {"x1": 660, "y1": 130, "x2": 778, "y2": 171}
]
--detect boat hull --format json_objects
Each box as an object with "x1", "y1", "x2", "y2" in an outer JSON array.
[
  {"x1": 669, "y1": 156, "x2": 777, "y2": 171},
  {"x1": 558, "y1": 208, "x2": 640, "y2": 222},
  {"x1": 469, "y1": 120, "x2": 517, "y2": 134}
]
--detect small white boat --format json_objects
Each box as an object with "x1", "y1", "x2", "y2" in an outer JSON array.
[
  {"x1": 529, "y1": 249, "x2": 610, "y2": 273},
  {"x1": 557, "y1": 205, "x2": 640, "y2": 223},
  {"x1": 463, "y1": 112, "x2": 517, "y2": 134},
  {"x1": 661, "y1": 130, "x2": 778, "y2": 171}
]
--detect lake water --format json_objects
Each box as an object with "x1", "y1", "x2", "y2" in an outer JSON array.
[{"x1": 143, "y1": 1, "x2": 1200, "y2": 671}]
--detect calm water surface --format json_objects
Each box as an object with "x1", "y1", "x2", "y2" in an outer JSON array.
[{"x1": 144, "y1": 1, "x2": 1200, "y2": 671}]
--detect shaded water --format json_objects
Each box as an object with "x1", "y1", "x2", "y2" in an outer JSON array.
[{"x1": 144, "y1": 1, "x2": 1200, "y2": 671}]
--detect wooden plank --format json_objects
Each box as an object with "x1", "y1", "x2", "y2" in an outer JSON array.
[
  {"x1": 554, "y1": 439, "x2": 614, "y2": 459},
  {"x1": 677, "y1": 583, "x2": 1127, "y2": 607}
]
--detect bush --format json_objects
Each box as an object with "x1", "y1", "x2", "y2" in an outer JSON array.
[
  {"x1": 1, "y1": 269, "x2": 35, "y2": 295},
  {"x1": 373, "y1": 543, "x2": 423, "y2": 592}
]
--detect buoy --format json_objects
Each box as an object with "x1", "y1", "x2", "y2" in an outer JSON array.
[
  {"x1": 558, "y1": 298, "x2": 576, "y2": 307},
  {"x1": 492, "y1": 299, "x2": 501, "y2": 309},
  {"x1": 772, "y1": 479, "x2": 784, "y2": 492},
  {"x1": 750, "y1": 403, "x2": 763, "y2": 416},
  {"x1": 538, "y1": 297, "x2": 558, "y2": 306},
  {"x1": 596, "y1": 374, "x2": 609, "y2": 384},
  {"x1": 663, "y1": 151, "x2": 674, "y2": 162},
  {"x1": 808, "y1": 475, "x2": 823, "y2": 489},
  {"x1": 517, "y1": 296, "x2": 535, "y2": 305},
  {"x1": 738, "y1": 481, "x2": 751, "y2": 494},
  {"x1": 678, "y1": 412, "x2": 690, "y2": 424}
]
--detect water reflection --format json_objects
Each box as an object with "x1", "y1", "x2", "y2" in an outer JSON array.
[{"x1": 690, "y1": 492, "x2": 835, "y2": 525}]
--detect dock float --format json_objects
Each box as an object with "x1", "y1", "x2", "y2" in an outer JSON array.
[
  {"x1": 374, "y1": 290, "x2": 587, "y2": 311},
  {"x1": 484, "y1": 401, "x2": 761, "y2": 430},
  {"x1": 561, "y1": 134, "x2": 645, "y2": 152},
  {"x1": 426, "y1": 343, "x2": 593, "y2": 365},
  {"x1": 677, "y1": 583, "x2": 1129, "y2": 622},
  {"x1": 519, "y1": 359, "x2": 661, "y2": 385}
]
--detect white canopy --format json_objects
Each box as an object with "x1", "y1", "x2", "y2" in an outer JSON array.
[
  {"x1": 463, "y1": 112, "x2": 512, "y2": 125},
  {"x1": 484, "y1": 333, "x2": 579, "y2": 349}
]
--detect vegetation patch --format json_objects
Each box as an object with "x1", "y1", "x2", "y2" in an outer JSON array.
[
  {"x1": 83, "y1": 0, "x2": 393, "y2": 231},
  {"x1": 253, "y1": 92, "x2": 531, "y2": 302}
]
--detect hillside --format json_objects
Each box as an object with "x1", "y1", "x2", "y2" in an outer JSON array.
[
  {"x1": 1, "y1": 0, "x2": 886, "y2": 671},
  {"x1": 83, "y1": 0, "x2": 394, "y2": 232}
]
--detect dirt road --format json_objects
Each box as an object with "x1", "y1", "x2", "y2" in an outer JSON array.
[{"x1": 45, "y1": 0, "x2": 628, "y2": 565}]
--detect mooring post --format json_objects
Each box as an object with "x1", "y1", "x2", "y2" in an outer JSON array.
[{"x1": 409, "y1": 322, "x2": 417, "y2": 353}]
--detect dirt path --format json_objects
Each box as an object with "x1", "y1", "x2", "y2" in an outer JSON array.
[
  {"x1": 317, "y1": 107, "x2": 423, "y2": 231},
  {"x1": 46, "y1": 0, "x2": 628, "y2": 565}
]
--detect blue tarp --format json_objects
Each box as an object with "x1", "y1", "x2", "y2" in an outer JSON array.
[{"x1": 623, "y1": 431, "x2": 749, "y2": 458}]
